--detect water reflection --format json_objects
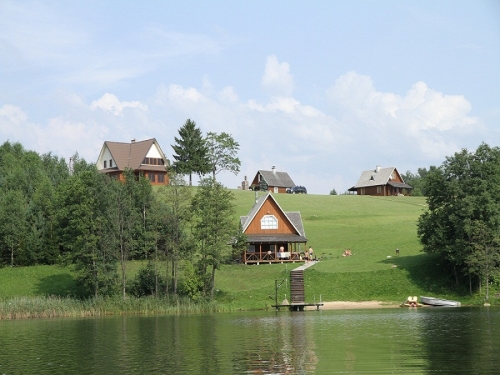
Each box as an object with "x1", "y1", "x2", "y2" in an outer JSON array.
[{"x1": 0, "y1": 307, "x2": 499, "y2": 374}]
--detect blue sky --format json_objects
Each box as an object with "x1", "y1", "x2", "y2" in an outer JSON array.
[{"x1": 1, "y1": 1, "x2": 499, "y2": 194}]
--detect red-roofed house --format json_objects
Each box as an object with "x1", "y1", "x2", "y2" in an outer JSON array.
[{"x1": 97, "y1": 138, "x2": 169, "y2": 185}]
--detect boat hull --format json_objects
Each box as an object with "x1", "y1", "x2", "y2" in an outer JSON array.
[{"x1": 420, "y1": 296, "x2": 461, "y2": 307}]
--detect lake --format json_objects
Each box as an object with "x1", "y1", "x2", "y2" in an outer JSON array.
[{"x1": 0, "y1": 307, "x2": 499, "y2": 374}]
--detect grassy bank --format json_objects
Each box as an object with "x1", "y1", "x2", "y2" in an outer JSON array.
[{"x1": 0, "y1": 191, "x2": 497, "y2": 318}]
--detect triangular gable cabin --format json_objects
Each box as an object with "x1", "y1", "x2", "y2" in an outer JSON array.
[
  {"x1": 240, "y1": 192, "x2": 307, "y2": 264},
  {"x1": 97, "y1": 138, "x2": 169, "y2": 185},
  {"x1": 348, "y1": 166, "x2": 412, "y2": 196},
  {"x1": 250, "y1": 166, "x2": 295, "y2": 194}
]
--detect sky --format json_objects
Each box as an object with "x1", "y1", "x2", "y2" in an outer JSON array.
[{"x1": 1, "y1": 1, "x2": 500, "y2": 194}]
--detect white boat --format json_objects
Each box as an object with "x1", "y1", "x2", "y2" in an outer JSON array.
[{"x1": 420, "y1": 296, "x2": 461, "y2": 307}]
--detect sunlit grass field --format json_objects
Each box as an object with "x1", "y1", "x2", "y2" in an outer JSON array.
[{"x1": 0, "y1": 189, "x2": 492, "y2": 314}]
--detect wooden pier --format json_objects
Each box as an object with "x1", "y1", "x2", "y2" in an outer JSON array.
[{"x1": 272, "y1": 263, "x2": 324, "y2": 311}]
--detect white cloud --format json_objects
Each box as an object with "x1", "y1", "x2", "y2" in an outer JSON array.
[
  {"x1": 326, "y1": 71, "x2": 479, "y2": 159},
  {"x1": 0, "y1": 104, "x2": 27, "y2": 125},
  {"x1": 261, "y1": 55, "x2": 295, "y2": 97},
  {"x1": 90, "y1": 93, "x2": 148, "y2": 116}
]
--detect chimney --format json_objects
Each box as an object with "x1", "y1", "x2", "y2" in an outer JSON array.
[
  {"x1": 131, "y1": 139, "x2": 136, "y2": 143},
  {"x1": 272, "y1": 166, "x2": 276, "y2": 174},
  {"x1": 375, "y1": 165, "x2": 381, "y2": 173}
]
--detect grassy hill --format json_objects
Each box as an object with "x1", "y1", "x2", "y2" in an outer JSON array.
[
  {"x1": 217, "y1": 190, "x2": 483, "y2": 309},
  {"x1": 0, "y1": 189, "x2": 490, "y2": 311}
]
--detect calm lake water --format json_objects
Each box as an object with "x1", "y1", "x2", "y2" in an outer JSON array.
[{"x1": 0, "y1": 307, "x2": 499, "y2": 374}]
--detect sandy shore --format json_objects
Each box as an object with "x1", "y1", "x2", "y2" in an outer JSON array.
[{"x1": 305, "y1": 301, "x2": 399, "y2": 310}]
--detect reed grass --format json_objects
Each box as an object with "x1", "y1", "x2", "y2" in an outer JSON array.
[{"x1": 0, "y1": 295, "x2": 230, "y2": 320}]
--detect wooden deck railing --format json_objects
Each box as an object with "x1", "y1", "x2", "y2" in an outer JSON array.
[{"x1": 243, "y1": 251, "x2": 304, "y2": 264}]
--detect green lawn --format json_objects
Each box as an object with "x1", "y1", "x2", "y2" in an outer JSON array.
[{"x1": 0, "y1": 190, "x2": 493, "y2": 309}]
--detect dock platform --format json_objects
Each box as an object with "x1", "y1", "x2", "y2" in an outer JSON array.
[{"x1": 272, "y1": 303, "x2": 324, "y2": 311}]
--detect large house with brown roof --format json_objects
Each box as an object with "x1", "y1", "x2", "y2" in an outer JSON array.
[
  {"x1": 250, "y1": 166, "x2": 295, "y2": 193},
  {"x1": 97, "y1": 138, "x2": 169, "y2": 185},
  {"x1": 240, "y1": 192, "x2": 307, "y2": 264},
  {"x1": 349, "y1": 166, "x2": 412, "y2": 196}
]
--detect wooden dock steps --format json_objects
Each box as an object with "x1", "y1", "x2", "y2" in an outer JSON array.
[{"x1": 290, "y1": 269, "x2": 305, "y2": 304}]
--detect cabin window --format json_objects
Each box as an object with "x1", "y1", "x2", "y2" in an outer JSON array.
[
  {"x1": 142, "y1": 157, "x2": 164, "y2": 165},
  {"x1": 158, "y1": 174, "x2": 165, "y2": 183},
  {"x1": 377, "y1": 186, "x2": 381, "y2": 194},
  {"x1": 109, "y1": 159, "x2": 113, "y2": 167},
  {"x1": 261, "y1": 215, "x2": 278, "y2": 230},
  {"x1": 104, "y1": 160, "x2": 107, "y2": 168},
  {"x1": 247, "y1": 245, "x2": 255, "y2": 253},
  {"x1": 148, "y1": 173, "x2": 156, "y2": 182}
]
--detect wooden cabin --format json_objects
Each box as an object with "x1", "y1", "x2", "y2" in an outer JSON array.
[
  {"x1": 348, "y1": 166, "x2": 412, "y2": 196},
  {"x1": 250, "y1": 166, "x2": 295, "y2": 194},
  {"x1": 240, "y1": 192, "x2": 307, "y2": 264},
  {"x1": 96, "y1": 138, "x2": 169, "y2": 185}
]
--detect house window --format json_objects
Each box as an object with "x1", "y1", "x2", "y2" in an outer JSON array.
[
  {"x1": 109, "y1": 159, "x2": 113, "y2": 167},
  {"x1": 158, "y1": 174, "x2": 165, "y2": 183},
  {"x1": 104, "y1": 160, "x2": 107, "y2": 168},
  {"x1": 261, "y1": 215, "x2": 278, "y2": 230},
  {"x1": 274, "y1": 187, "x2": 278, "y2": 193},
  {"x1": 377, "y1": 186, "x2": 381, "y2": 194},
  {"x1": 148, "y1": 173, "x2": 156, "y2": 182}
]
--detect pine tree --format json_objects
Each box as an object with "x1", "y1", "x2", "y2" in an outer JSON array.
[{"x1": 171, "y1": 119, "x2": 210, "y2": 186}]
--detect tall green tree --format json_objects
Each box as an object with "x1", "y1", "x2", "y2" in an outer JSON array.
[
  {"x1": 417, "y1": 143, "x2": 500, "y2": 291},
  {"x1": 402, "y1": 166, "x2": 438, "y2": 196},
  {"x1": 107, "y1": 169, "x2": 149, "y2": 299},
  {"x1": 191, "y1": 178, "x2": 235, "y2": 297},
  {"x1": 171, "y1": 119, "x2": 210, "y2": 186},
  {"x1": 157, "y1": 173, "x2": 194, "y2": 295},
  {"x1": 0, "y1": 189, "x2": 27, "y2": 266},
  {"x1": 53, "y1": 168, "x2": 118, "y2": 297},
  {"x1": 205, "y1": 132, "x2": 241, "y2": 180}
]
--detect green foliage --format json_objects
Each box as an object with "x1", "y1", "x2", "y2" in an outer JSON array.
[
  {"x1": 0, "y1": 189, "x2": 27, "y2": 266},
  {"x1": 171, "y1": 119, "x2": 210, "y2": 185},
  {"x1": 130, "y1": 262, "x2": 166, "y2": 297},
  {"x1": 52, "y1": 168, "x2": 118, "y2": 297},
  {"x1": 191, "y1": 178, "x2": 236, "y2": 297},
  {"x1": 0, "y1": 141, "x2": 71, "y2": 266},
  {"x1": 402, "y1": 166, "x2": 438, "y2": 196},
  {"x1": 329, "y1": 188, "x2": 337, "y2": 195},
  {"x1": 418, "y1": 143, "x2": 500, "y2": 294},
  {"x1": 177, "y1": 261, "x2": 203, "y2": 300},
  {"x1": 205, "y1": 131, "x2": 241, "y2": 180},
  {"x1": 230, "y1": 221, "x2": 248, "y2": 262}
]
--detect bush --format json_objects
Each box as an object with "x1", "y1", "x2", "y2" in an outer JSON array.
[
  {"x1": 129, "y1": 262, "x2": 166, "y2": 297},
  {"x1": 177, "y1": 262, "x2": 204, "y2": 300}
]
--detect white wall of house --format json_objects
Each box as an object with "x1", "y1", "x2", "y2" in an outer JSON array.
[
  {"x1": 146, "y1": 144, "x2": 162, "y2": 158},
  {"x1": 97, "y1": 146, "x2": 114, "y2": 170}
]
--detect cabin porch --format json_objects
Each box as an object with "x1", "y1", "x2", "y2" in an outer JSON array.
[{"x1": 243, "y1": 242, "x2": 307, "y2": 265}]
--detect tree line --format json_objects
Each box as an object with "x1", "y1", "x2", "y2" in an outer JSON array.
[
  {"x1": 0, "y1": 126, "x2": 245, "y2": 300},
  {"x1": 417, "y1": 143, "x2": 500, "y2": 299}
]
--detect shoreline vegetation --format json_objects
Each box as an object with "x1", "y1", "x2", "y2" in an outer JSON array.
[
  {"x1": 1, "y1": 193, "x2": 498, "y2": 320},
  {"x1": 0, "y1": 296, "x2": 405, "y2": 320},
  {"x1": 0, "y1": 296, "x2": 222, "y2": 320}
]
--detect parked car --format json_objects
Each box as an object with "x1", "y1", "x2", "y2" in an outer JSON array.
[{"x1": 286, "y1": 186, "x2": 307, "y2": 194}]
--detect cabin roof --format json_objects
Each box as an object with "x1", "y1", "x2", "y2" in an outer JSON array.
[
  {"x1": 240, "y1": 193, "x2": 306, "y2": 240},
  {"x1": 257, "y1": 169, "x2": 295, "y2": 188},
  {"x1": 98, "y1": 138, "x2": 168, "y2": 172}
]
